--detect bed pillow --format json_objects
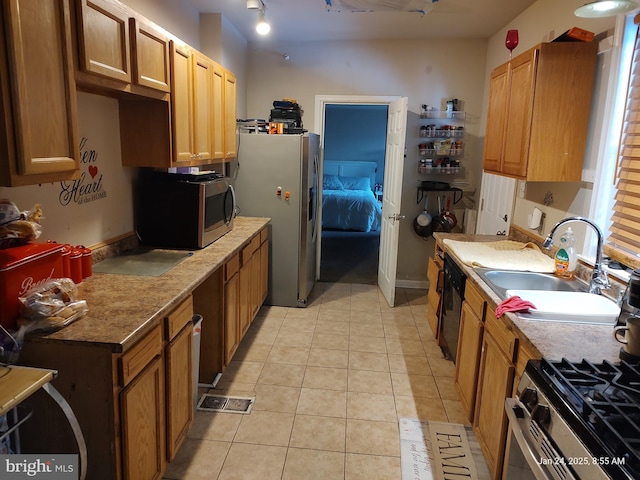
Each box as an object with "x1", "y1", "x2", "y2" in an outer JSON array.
[
  {"x1": 339, "y1": 176, "x2": 371, "y2": 191},
  {"x1": 323, "y1": 174, "x2": 344, "y2": 190}
]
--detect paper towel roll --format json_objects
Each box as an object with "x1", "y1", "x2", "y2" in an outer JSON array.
[{"x1": 528, "y1": 207, "x2": 543, "y2": 229}]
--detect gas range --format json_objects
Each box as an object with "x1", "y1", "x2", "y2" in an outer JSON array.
[{"x1": 507, "y1": 359, "x2": 640, "y2": 480}]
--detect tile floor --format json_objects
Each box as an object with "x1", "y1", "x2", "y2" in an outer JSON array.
[{"x1": 163, "y1": 282, "x2": 471, "y2": 480}]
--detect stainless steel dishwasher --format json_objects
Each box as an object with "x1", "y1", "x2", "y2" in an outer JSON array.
[{"x1": 441, "y1": 253, "x2": 466, "y2": 362}]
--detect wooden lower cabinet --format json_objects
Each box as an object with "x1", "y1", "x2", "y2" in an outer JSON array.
[
  {"x1": 225, "y1": 228, "x2": 269, "y2": 365},
  {"x1": 454, "y1": 281, "x2": 486, "y2": 422},
  {"x1": 121, "y1": 355, "x2": 166, "y2": 480},
  {"x1": 426, "y1": 255, "x2": 444, "y2": 340},
  {"x1": 473, "y1": 312, "x2": 517, "y2": 480},
  {"x1": 165, "y1": 305, "x2": 194, "y2": 460},
  {"x1": 259, "y1": 231, "x2": 269, "y2": 303},
  {"x1": 19, "y1": 297, "x2": 194, "y2": 480},
  {"x1": 224, "y1": 253, "x2": 241, "y2": 366}
]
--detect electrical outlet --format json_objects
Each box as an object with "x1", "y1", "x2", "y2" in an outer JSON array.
[{"x1": 517, "y1": 180, "x2": 526, "y2": 199}]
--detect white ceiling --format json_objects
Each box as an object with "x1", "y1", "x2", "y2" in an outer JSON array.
[{"x1": 184, "y1": 0, "x2": 538, "y2": 43}]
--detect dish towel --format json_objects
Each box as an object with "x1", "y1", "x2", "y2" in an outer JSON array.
[{"x1": 495, "y1": 296, "x2": 536, "y2": 317}]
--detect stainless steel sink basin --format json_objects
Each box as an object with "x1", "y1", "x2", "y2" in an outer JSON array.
[
  {"x1": 474, "y1": 268, "x2": 585, "y2": 301},
  {"x1": 474, "y1": 268, "x2": 620, "y2": 324}
]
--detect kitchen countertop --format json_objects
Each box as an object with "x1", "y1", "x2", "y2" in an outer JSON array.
[
  {"x1": 24, "y1": 217, "x2": 270, "y2": 353},
  {"x1": 433, "y1": 232, "x2": 622, "y2": 363}
]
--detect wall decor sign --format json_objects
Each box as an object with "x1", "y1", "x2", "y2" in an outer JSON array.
[{"x1": 59, "y1": 137, "x2": 107, "y2": 206}]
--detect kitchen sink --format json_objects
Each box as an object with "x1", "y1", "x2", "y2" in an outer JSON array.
[
  {"x1": 474, "y1": 268, "x2": 619, "y2": 324},
  {"x1": 474, "y1": 268, "x2": 585, "y2": 300}
]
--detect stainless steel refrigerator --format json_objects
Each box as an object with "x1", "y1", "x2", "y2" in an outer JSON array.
[{"x1": 233, "y1": 133, "x2": 320, "y2": 307}]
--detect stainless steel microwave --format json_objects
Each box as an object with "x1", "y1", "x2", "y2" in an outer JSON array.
[{"x1": 135, "y1": 172, "x2": 236, "y2": 249}]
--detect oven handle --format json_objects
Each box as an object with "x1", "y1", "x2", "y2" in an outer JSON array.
[{"x1": 504, "y1": 397, "x2": 560, "y2": 480}]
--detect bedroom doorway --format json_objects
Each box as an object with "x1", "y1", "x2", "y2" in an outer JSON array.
[{"x1": 315, "y1": 97, "x2": 396, "y2": 285}]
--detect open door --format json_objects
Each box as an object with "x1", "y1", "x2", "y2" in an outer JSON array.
[
  {"x1": 378, "y1": 97, "x2": 408, "y2": 307},
  {"x1": 476, "y1": 172, "x2": 516, "y2": 235}
]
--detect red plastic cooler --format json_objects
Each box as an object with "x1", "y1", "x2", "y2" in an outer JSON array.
[{"x1": 0, "y1": 243, "x2": 64, "y2": 330}]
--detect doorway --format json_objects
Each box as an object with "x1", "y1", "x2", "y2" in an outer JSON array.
[
  {"x1": 319, "y1": 103, "x2": 388, "y2": 284},
  {"x1": 315, "y1": 95, "x2": 401, "y2": 286}
]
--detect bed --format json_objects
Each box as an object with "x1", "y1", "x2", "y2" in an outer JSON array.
[{"x1": 321, "y1": 160, "x2": 382, "y2": 232}]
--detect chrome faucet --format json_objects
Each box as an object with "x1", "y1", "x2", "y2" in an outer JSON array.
[{"x1": 542, "y1": 216, "x2": 610, "y2": 295}]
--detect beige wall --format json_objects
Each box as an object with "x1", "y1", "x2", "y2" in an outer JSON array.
[{"x1": 241, "y1": 38, "x2": 489, "y2": 284}]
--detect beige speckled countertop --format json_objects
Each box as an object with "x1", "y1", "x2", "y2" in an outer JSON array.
[
  {"x1": 433, "y1": 232, "x2": 622, "y2": 363},
  {"x1": 25, "y1": 217, "x2": 270, "y2": 353}
]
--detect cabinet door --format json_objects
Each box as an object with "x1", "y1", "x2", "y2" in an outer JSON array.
[
  {"x1": 259, "y1": 235, "x2": 269, "y2": 304},
  {"x1": 76, "y1": 0, "x2": 131, "y2": 82},
  {"x1": 225, "y1": 271, "x2": 240, "y2": 365},
  {"x1": 239, "y1": 255, "x2": 251, "y2": 336},
  {"x1": 1, "y1": 0, "x2": 79, "y2": 183},
  {"x1": 130, "y1": 17, "x2": 170, "y2": 92},
  {"x1": 224, "y1": 70, "x2": 237, "y2": 160},
  {"x1": 165, "y1": 322, "x2": 193, "y2": 461},
  {"x1": 473, "y1": 332, "x2": 514, "y2": 480},
  {"x1": 212, "y1": 63, "x2": 225, "y2": 160},
  {"x1": 121, "y1": 356, "x2": 166, "y2": 480},
  {"x1": 250, "y1": 247, "x2": 261, "y2": 319},
  {"x1": 193, "y1": 51, "x2": 213, "y2": 161},
  {"x1": 454, "y1": 301, "x2": 484, "y2": 422},
  {"x1": 426, "y1": 256, "x2": 443, "y2": 339},
  {"x1": 501, "y1": 49, "x2": 537, "y2": 178},
  {"x1": 170, "y1": 41, "x2": 195, "y2": 163},
  {"x1": 482, "y1": 63, "x2": 509, "y2": 174}
]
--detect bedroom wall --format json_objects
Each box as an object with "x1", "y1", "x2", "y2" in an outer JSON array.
[
  {"x1": 243, "y1": 38, "x2": 488, "y2": 286},
  {"x1": 324, "y1": 104, "x2": 388, "y2": 186}
]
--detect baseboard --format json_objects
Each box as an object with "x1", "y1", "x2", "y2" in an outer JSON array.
[{"x1": 396, "y1": 279, "x2": 429, "y2": 289}]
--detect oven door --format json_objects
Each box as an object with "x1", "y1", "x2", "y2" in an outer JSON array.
[{"x1": 503, "y1": 397, "x2": 576, "y2": 480}]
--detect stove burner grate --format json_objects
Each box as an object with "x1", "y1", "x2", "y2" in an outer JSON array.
[{"x1": 541, "y1": 359, "x2": 640, "y2": 477}]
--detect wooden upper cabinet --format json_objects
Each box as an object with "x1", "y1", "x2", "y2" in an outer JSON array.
[
  {"x1": 75, "y1": 0, "x2": 131, "y2": 82},
  {"x1": 0, "y1": 0, "x2": 80, "y2": 186},
  {"x1": 482, "y1": 41, "x2": 598, "y2": 182},
  {"x1": 502, "y1": 49, "x2": 536, "y2": 178},
  {"x1": 224, "y1": 70, "x2": 237, "y2": 160},
  {"x1": 170, "y1": 40, "x2": 195, "y2": 163},
  {"x1": 130, "y1": 17, "x2": 170, "y2": 93},
  {"x1": 212, "y1": 63, "x2": 225, "y2": 160},
  {"x1": 192, "y1": 51, "x2": 213, "y2": 161},
  {"x1": 482, "y1": 63, "x2": 509, "y2": 174}
]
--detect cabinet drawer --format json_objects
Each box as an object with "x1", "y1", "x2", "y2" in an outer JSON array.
[
  {"x1": 241, "y1": 235, "x2": 260, "y2": 265},
  {"x1": 120, "y1": 324, "x2": 163, "y2": 386},
  {"x1": 464, "y1": 282, "x2": 486, "y2": 321},
  {"x1": 225, "y1": 253, "x2": 240, "y2": 281},
  {"x1": 260, "y1": 227, "x2": 268, "y2": 244},
  {"x1": 165, "y1": 295, "x2": 194, "y2": 341},
  {"x1": 485, "y1": 312, "x2": 517, "y2": 363}
]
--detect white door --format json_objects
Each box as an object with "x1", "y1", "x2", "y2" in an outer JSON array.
[
  {"x1": 378, "y1": 97, "x2": 408, "y2": 307},
  {"x1": 476, "y1": 172, "x2": 516, "y2": 235}
]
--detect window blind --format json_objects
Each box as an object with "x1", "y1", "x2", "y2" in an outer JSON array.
[{"x1": 605, "y1": 16, "x2": 640, "y2": 270}]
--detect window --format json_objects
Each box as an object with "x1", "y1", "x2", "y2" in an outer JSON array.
[{"x1": 606, "y1": 13, "x2": 640, "y2": 270}]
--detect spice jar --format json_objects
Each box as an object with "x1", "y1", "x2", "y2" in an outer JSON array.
[
  {"x1": 61, "y1": 244, "x2": 72, "y2": 278},
  {"x1": 69, "y1": 248, "x2": 83, "y2": 284},
  {"x1": 77, "y1": 245, "x2": 92, "y2": 279}
]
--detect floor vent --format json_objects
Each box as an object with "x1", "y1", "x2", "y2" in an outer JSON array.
[{"x1": 196, "y1": 394, "x2": 255, "y2": 414}]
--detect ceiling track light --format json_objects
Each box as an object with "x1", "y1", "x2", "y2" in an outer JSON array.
[
  {"x1": 256, "y1": 10, "x2": 271, "y2": 35},
  {"x1": 575, "y1": 0, "x2": 638, "y2": 17},
  {"x1": 247, "y1": 0, "x2": 271, "y2": 35}
]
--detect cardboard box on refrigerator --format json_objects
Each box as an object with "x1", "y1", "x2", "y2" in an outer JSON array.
[{"x1": 0, "y1": 243, "x2": 64, "y2": 330}]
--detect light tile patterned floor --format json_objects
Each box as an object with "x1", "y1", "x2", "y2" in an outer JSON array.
[{"x1": 163, "y1": 283, "x2": 471, "y2": 480}]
